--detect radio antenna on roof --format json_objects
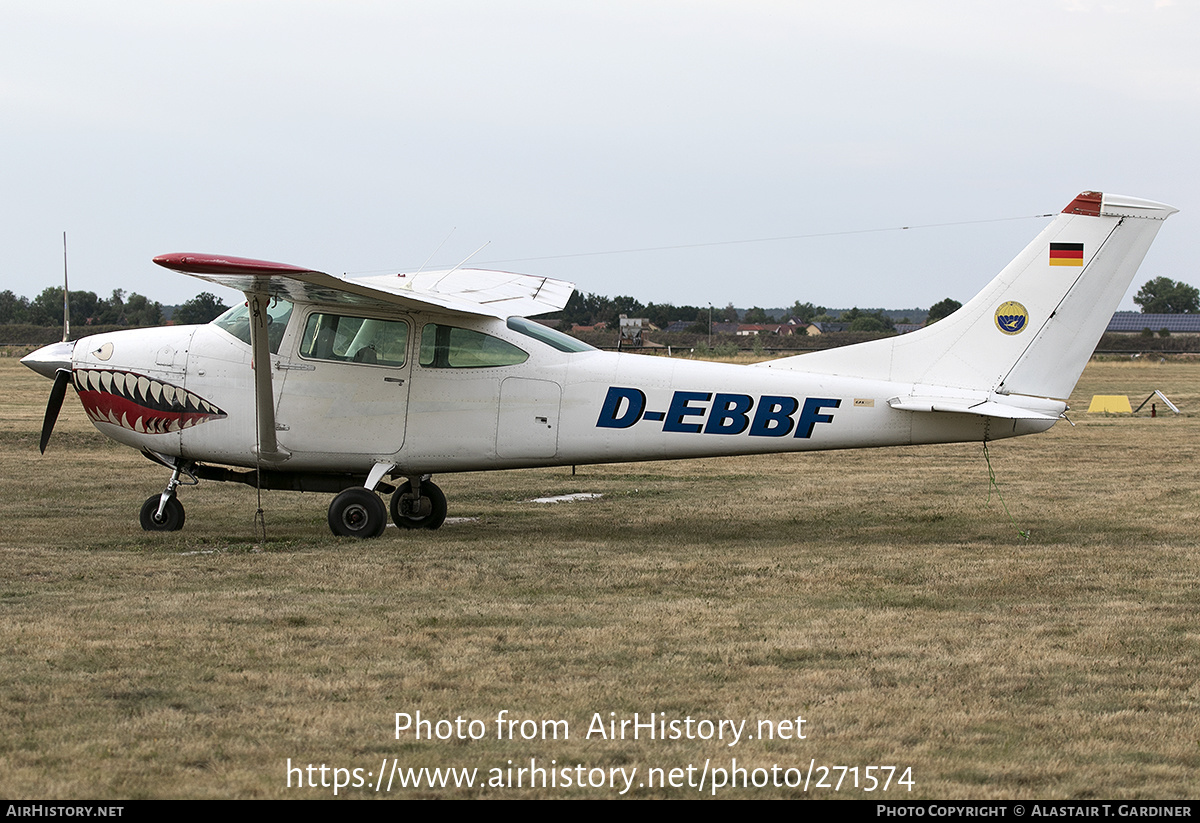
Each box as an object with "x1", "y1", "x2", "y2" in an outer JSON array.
[{"x1": 61, "y1": 232, "x2": 70, "y2": 342}]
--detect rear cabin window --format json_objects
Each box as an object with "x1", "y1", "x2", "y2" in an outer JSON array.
[
  {"x1": 299, "y1": 313, "x2": 409, "y2": 367},
  {"x1": 506, "y1": 316, "x2": 596, "y2": 352},
  {"x1": 419, "y1": 324, "x2": 528, "y2": 369}
]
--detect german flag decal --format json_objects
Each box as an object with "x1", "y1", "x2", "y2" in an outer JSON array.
[{"x1": 1049, "y1": 242, "x2": 1084, "y2": 266}]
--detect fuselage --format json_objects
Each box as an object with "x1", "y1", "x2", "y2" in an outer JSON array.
[{"x1": 59, "y1": 300, "x2": 1057, "y2": 479}]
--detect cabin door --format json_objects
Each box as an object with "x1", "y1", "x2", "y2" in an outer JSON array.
[{"x1": 274, "y1": 310, "x2": 413, "y2": 456}]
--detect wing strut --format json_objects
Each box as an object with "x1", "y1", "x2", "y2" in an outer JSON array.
[{"x1": 246, "y1": 292, "x2": 288, "y2": 462}]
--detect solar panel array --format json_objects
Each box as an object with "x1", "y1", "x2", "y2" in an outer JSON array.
[{"x1": 1106, "y1": 312, "x2": 1200, "y2": 333}]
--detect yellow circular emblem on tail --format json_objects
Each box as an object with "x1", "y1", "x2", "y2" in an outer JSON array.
[{"x1": 994, "y1": 301, "x2": 1029, "y2": 335}]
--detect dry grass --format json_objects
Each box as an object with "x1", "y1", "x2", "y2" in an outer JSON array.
[{"x1": 1, "y1": 356, "x2": 1199, "y2": 798}]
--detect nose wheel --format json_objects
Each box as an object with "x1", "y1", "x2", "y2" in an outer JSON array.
[{"x1": 140, "y1": 494, "x2": 185, "y2": 531}]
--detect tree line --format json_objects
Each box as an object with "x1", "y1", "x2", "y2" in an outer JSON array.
[
  {"x1": 549, "y1": 276, "x2": 1200, "y2": 334},
  {"x1": 548, "y1": 293, "x2": 961, "y2": 334},
  {"x1": 551, "y1": 292, "x2": 847, "y2": 331},
  {"x1": 3, "y1": 277, "x2": 1193, "y2": 332},
  {"x1": 0, "y1": 288, "x2": 228, "y2": 327}
]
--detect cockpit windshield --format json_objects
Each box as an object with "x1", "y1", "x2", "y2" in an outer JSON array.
[{"x1": 212, "y1": 298, "x2": 294, "y2": 354}]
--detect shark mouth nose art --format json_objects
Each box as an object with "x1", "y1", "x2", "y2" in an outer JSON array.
[{"x1": 73, "y1": 369, "x2": 227, "y2": 434}]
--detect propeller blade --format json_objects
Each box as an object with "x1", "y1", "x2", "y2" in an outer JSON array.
[{"x1": 40, "y1": 368, "x2": 72, "y2": 454}]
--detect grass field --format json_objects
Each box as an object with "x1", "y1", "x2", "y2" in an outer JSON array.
[{"x1": 1, "y1": 353, "x2": 1198, "y2": 798}]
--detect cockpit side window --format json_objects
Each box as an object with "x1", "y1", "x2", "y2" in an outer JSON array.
[
  {"x1": 419, "y1": 323, "x2": 529, "y2": 368},
  {"x1": 212, "y1": 298, "x2": 294, "y2": 354},
  {"x1": 299, "y1": 313, "x2": 409, "y2": 366}
]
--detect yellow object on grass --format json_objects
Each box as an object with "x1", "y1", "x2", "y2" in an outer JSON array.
[{"x1": 1088, "y1": 395, "x2": 1133, "y2": 413}]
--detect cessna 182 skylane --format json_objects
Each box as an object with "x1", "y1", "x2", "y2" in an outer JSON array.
[{"x1": 21, "y1": 191, "x2": 1176, "y2": 537}]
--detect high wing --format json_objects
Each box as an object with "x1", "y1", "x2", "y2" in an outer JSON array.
[{"x1": 152, "y1": 253, "x2": 575, "y2": 319}]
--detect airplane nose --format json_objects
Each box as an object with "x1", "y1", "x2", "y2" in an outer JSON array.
[{"x1": 20, "y1": 340, "x2": 75, "y2": 380}]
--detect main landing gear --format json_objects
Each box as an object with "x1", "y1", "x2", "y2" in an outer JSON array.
[
  {"x1": 327, "y1": 487, "x2": 388, "y2": 538},
  {"x1": 390, "y1": 478, "x2": 448, "y2": 531},
  {"x1": 326, "y1": 476, "x2": 447, "y2": 537}
]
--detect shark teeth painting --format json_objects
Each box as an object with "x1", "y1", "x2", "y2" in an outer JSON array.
[{"x1": 72, "y1": 368, "x2": 227, "y2": 434}]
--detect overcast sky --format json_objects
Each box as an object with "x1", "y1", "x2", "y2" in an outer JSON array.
[{"x1": 2, "y1": 1, "x2": 1197, "y2": 313}]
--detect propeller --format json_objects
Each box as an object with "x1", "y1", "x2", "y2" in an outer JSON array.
[
  {"x1": 39, "y1": 368, "x2": 72, "y2": 454},
  {"x1": 21, "y1": 340, "x2": 76, "y2": 453},
  {"x1": 30, "y1": 235, "x2": 76, "y2": 454}
]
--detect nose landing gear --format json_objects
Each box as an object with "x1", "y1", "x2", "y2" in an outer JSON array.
[
  {"x1": 140, "y1": 494, "x2": 186, "y2": 531},
  {"x1": 139, "y1": 461, "x2": 197, "y2": 532}
]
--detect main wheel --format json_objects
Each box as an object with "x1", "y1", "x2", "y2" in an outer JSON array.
[
  {"x1": 140, "y1": 494, "x2": 185, "y2": 532},
  {"x1": 328, "y1": 488, "x2": 388, "y2": 538},
  {"x1": 390, "y1": 480, "x2": 447, "y2": 530}
]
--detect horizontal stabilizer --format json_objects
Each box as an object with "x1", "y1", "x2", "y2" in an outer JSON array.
[
  {"x1": 887, "y1": 396, "x2": 1062, "y2": 421},
  {"x1": 153, "y1": 253, "x2": 575, "y2": 319}
]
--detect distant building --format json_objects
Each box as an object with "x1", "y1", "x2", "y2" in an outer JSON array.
[
  {"x1": 804, "y1": 322, "x2": 849, "y2": 335},
  {"x1": 674, "y1": 321, "x2": 739, "y2": 335},
  {"x1": 1107, "y1": 312, "x2": 1200, "y2": 334},
  {"x1": 619, "y1": 315, "x2": 647, "y2": 345},
  {"x1": 664, "y1": 320, "x2": 696, "y2": 334},
  {"x1": 736, "y1": 324, "x2": 797, "y2": 336}
]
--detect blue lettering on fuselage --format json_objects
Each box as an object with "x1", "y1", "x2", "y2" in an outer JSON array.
[
  {"x1": 596, "y1": 386, "x2": 646, "y2": 428},
  {"x1": 704, "y1": 393, "x2": 754, "y2": 435},
  {"x1": 596, "y1": 387, "x2": 840, "y2": 438}
]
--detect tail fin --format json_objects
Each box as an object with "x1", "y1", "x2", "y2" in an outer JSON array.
[{"x1": 761, "y1": 192, "x2": 1178, "y2": 401}]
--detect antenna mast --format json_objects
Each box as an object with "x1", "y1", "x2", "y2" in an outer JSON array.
[{"x1": 62, "y1": 232, "x2": 70, "y2": 342}]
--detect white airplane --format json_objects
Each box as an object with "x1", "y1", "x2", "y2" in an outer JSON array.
[{"x1": 21, "y1": 191, "x2": 1176, "y2": 537}]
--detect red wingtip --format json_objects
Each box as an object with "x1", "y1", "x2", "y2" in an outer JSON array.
[
  {"x1": 1062, "y1": 191, "x2": 1102, "y2": 216},
  {"x1": 153, "y1": 253, "x2": 314, "y2": 275}
]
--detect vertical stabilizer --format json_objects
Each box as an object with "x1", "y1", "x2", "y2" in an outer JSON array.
[{"x1": 761, "y1": 192, "x2": 1177, "y2": 401}]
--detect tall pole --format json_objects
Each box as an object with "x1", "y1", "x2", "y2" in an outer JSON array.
[{"x1": 62, "y1": 232, "x2": 70, "y2": 342}]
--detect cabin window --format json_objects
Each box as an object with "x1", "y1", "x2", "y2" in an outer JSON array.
[
  {"x1": 506, "y1": 316, "x2": 596, "y2": 353},
  {"x1": 299, "y1": 313, "x2": 409, "y2": 367},
  {"x1": 419, "y1": 324, "x2": 529, "y2": 368},
  {"x1": 212, "y1": 298, "x2": 294, "y2": 354}
]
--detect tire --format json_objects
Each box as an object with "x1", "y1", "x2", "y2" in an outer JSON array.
[
  {"x1": 390, "y1": 480, "x2": 447, "y2": 530},
  {"x1": 328, "y1": 488, "x2": 388, "y2": 538},
  {"x1": 140, "y1": 494, "x2": 185, "y2": 532}
]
